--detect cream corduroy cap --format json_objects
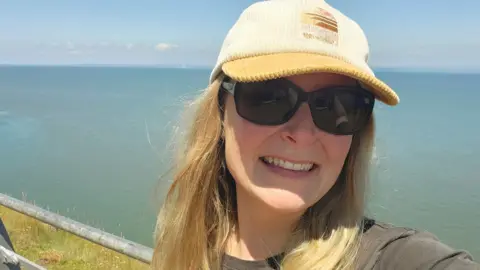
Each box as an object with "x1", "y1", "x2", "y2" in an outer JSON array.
[{"x1": 209, "y1": 0, "x2": 399, "y2": 106}]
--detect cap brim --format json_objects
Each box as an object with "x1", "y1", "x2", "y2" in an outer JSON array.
[{"x1": 222, "y1": 52, "x2": 399, "y2": 106}]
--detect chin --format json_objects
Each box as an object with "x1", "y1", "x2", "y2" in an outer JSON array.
[{"x1": 253, "y1": 186, "x2": 317, "y2": 214}]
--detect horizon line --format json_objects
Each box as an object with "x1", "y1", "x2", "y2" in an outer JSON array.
[{"x1": 0, "y1": 63, "x2": 479, "y2": 74}]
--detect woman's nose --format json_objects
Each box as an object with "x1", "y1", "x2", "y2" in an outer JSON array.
[{"x1": 280, "y1": 103, "x2": 318, "y2": 145}]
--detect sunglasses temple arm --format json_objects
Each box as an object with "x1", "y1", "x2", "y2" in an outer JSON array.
[{"x1": 221, "y1": 79, "x2": 236, "y2": 95}]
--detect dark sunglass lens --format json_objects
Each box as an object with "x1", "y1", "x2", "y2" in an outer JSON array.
[
  {"x1": 235, "y1": 80, "x2": 298, "y2": 125},
  {"x1": 310, "y1": 89, "x2": 373, "y2": 135}
]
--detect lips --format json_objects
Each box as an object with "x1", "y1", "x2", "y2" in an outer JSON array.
[{"x1": 260, "y1": 156, "x2": 316, "y2": 172}]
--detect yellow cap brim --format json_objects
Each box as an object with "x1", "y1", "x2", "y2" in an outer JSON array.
[{"x1": 222, "y1": 52, "x2": 399, "y2": 106}]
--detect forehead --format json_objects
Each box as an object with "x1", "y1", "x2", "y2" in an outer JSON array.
[{"x1": 285, "y1": 72, "x2": 356, "y2": 91}]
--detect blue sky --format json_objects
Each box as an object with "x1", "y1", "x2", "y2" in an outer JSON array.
[{"x1": 1, "y1": 0, "x2": 479, "y2": 71}]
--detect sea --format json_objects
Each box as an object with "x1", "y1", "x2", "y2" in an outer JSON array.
[{"x1": 0, "y1": 66, "x2": 479, "y2": 259}]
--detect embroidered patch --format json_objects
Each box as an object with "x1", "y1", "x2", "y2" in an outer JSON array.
[{"x1": 301, "y1": 7, "x2": 339, "y2": 46}]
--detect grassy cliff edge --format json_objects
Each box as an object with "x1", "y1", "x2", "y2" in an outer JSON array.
[{"x1": 0, "y1": 205, "x2": 150, "y2": 269}]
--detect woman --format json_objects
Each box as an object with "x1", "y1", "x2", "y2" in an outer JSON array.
[{"x1": 152, "y1": 0, "x2": 479, "y2": 269}]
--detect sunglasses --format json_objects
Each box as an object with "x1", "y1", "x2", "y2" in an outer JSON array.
[{"x1": 220, "y1": 76, "x2": 375, "y2": 135}]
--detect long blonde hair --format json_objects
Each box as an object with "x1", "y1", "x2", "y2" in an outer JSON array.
[{"x1": 152, "y1": 73, "x2": 376, "y2": 270}]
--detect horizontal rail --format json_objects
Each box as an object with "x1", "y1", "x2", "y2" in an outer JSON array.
[
  {"x1": 1, "y1": 246, "x2": 47, "y2": 270},
  {"x1": 0, "y1": 193, "x2": 153, "y2": 265}
]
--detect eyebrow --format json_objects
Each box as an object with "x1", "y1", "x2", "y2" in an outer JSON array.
[
  {"x1": 322, "y1": 75, "x2": 363, "y2": 87},
  {"x1": 310, "y1": 81, "x2": 356, "y2": 89}
]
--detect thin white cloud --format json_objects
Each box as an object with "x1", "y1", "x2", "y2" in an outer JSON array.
[
  {"x1": 126, "y1": 43, "x2": 134, "y2": 50},
  {"x1": 83, "y1": 42, "x2": 96, "y2": 48},
  {"x1": 155, "y1": 43, "x2": 178, "y2": 51},
  {"x1": 66, "y1": 41, "x2": 75, "y2": 50}
]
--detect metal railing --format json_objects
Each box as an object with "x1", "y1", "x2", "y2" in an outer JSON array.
[
  {"x1": 1, "y1": 245, "x2": 47, "y2": 270},
  {"x1": 0, "y1": 193, "x2": 153, "y2": 268}
]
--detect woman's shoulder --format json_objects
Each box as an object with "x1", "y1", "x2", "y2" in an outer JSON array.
[{"x1": 358, "y1": 217, "x2": 480, "y2": 269}]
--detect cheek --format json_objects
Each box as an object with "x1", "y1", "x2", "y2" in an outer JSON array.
[
  {"x1": 223, "y1": 97, "x2": 276, "y2": 181},
  {"x1": 322, "y1": 134, "x2": 352, "y2": 171}
]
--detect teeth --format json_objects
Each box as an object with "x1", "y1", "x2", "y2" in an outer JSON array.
[{"x1": 263, "y1": 157, "x2": 314, "y2": 171}]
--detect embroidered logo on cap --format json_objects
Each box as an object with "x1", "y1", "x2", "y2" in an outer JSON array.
[{"x1": 301, "y1": 8, "x2": 339, "y2": 45}]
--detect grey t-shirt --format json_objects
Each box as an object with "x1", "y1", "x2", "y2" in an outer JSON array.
[{"x1": 222, "y1": 218, "x2": 479, "y2": 270}]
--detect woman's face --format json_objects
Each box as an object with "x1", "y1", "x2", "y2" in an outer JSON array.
[{"x1": 223, "y1": 72, "x2": 355, "y2": 214}]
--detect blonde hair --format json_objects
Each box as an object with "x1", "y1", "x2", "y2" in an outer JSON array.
[{"x1": 152, "y1": 73, "x2": 376, "y2": 270}]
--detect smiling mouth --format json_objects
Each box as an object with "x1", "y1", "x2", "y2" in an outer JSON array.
[{"x1": 260, "y1": 156, "x2": 317, "y2": 172}]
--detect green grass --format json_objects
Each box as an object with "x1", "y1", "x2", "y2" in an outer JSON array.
[{"x1": 0, "y1": 205, "x2": 150, "y2": 269}]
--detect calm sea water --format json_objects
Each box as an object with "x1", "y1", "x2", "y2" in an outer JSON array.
[{"x1": 0, "y1": 66, "x2": 479, "y2": 258}]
